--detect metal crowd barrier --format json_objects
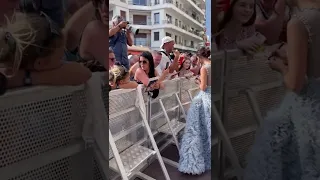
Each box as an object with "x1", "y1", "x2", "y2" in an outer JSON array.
[
  {"x1": 218, "y1": 49, "x2": 286, "y2": 179},
  {"x1": 0, "y1": 50, "x2": 286, "y2": 180},
  {"x1": 0, "y1": 84, "x2": 104, "y2": 180}
]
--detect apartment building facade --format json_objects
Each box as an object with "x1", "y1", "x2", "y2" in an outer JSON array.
[{"x1": 109, "y1": 0, "x2": 206, "y2": 52}]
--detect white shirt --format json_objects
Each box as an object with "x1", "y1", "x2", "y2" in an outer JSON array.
[
  {"x1": 159, "y1": 49, "x2": 171, "y2": 73},
  {"x1": 155, "y1": 65, "x2": 162, "y2": 76}
]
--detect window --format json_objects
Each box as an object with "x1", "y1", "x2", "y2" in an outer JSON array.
[
  {"x1": 120, "y1": 11, "x2": 126, "y2": 21},
  {"x1": 133, "y1": 0, "x2": 147, "y2": 5},
  {"x1": 191, "y1": 41, "x2": 194, "y2": 47},
  {"x1": 154, "y1": 13, "x2": 160, "y2": 24},
  {"x1": 154, "y1": 0, "x2": 160, "y2": 5},
  {"x1": 154, "y1": 32, "x2": 160, "y2": 41},
  {"x1": 166, "y1": 32, "x2": 172, "y2": 37},
  {"x1": 133, "y1": 15, "x2": 147, "y2": 25},
  {"x1": 166, "y1": 14, "x2": 172, "y2": 24},
  {"x1": 135, "y1": 34, "x2": 148, "y2": 46},
  {"x1": 179, "y1": 21, "x2": 181, "y2": 27},
  {"x1": 175, "y1": 35, "x2": 178, "y2": 43},
  {"x1": 175, "y1": 19, "x2": 178, "y2": 26}
]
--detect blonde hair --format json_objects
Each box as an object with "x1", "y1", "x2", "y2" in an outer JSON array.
[
  {"x1": 0, "y1": 12, "x2": 62, "y2": 76},
  {"x1": 109, "y1": 65, "x2": 129, "y2": 84}
]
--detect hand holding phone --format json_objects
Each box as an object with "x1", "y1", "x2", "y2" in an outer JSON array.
[{"x1": 254, "y1": 32, "x2": 266, "y2": 44}]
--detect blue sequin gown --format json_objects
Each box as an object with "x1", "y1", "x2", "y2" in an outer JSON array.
[
  {"x1": 178, "y1": 64, "x2": 211, "y2": 175},
  {"x1": 244, "y1": 9, "x2": 320, "y2": 180}
]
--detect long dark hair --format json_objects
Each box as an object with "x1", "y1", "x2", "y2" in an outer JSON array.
[
  {"x1": 140, "y1": 51, "x2": 156, "y2": 78},
  {"x1": 92, "y1": 0, "x2": 107, "y2": 20},
  {"x1": 216, "y1": 0, "x2": 257, "y2": 46},
  {"x1": 179, "y1": 58, "x2": 191, "y2": 72}
]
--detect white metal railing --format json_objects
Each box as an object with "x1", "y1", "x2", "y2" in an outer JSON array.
[
  {"x1": 217, "y1": 49, "x2": 286, "y2": 179},
  {"x1": 0, "y1": 48, "x2": 286, "y2": 180}
]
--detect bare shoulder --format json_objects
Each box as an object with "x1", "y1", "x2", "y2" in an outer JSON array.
[
  {"x1": 287, "y1": 17, "x2": 307, "y2": 31},
  {"x1": 200, "y1": 66, "x2": 207, "y2": 74},
  {"x1": 83, "y1": 20, "x2": 101, "y2": 33},
  {"x1": 287, "y1": 17, "x2": 308, "y2": 39}
]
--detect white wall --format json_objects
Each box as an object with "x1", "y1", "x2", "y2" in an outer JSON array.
[{"x1": 151, "y1": 29, "x2": 165, "y2": 49}]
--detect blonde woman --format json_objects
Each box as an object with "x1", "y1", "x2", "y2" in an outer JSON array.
[
  {"x1": 109, "y1": 65, "x2": 138, "y2": 90},
  {"x1": 0, "y1": 12, "x2": 91, "y2": 89}
]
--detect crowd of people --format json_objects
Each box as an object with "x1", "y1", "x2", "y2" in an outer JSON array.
[
  {"x1": 0, "y1": 0, "x2": 212, "y2": 176},
  {"x1": 214, "y1": 0, "x2": 320, "y2": 179},
  {"x1": 107, "y1": 14, "x2": 212, "y2": 175},
  {"x1": 108, "y1": 35, "x2": 206, "y2": 92},
  {"x1": 105, "y1": 0, "x2": 212, "y2": 175}
]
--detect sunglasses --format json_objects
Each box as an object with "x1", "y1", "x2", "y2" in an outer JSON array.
[
  {"x1": 109, "y1": 57, "x2": 116, "y2": 62},
  {"x1": 139, "y1": 60, "x2": 148, "y2": 64}
]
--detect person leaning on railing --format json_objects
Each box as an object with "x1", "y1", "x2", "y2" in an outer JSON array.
[
  {"x1": 0, "y1": 11, "x2": 91, "y2": 90},
  {"x1": 109, "y1": 64, "x2": 138, "y2": 90},
  {"x1": 134, "y1": 51, "x2": 169, "y2": 90}
]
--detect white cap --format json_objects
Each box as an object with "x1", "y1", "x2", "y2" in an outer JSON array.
[{"x1": 160, "y1": 36, "x2": 174, "y2": 49}]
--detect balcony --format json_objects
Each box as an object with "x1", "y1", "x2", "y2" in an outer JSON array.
[
  {"x1": 170, "y1": 19, "x2": 202, "y2": 37},
  {"x1": 157, "y1": 20, "x2": 202, "y2": 40},
  {"x1": 128, "y1": 0, "x2": 204, "y2": 27},
  {"x1": 188, "y1": 0, "x2": 205, "y2": 15},
  {"x1": 163, "y1": 0, "x2": 204, "y2": 26},
  {"x1": 128, "y1": 0, "x2": 152, "y2": 6},
  {"x1": 133, "y1": 21, "x2": 152, "y2": 25},
  {"x1": 134, "y1": 39, "x2": 151, "y2": 47},
  {"x1": 131, "y1": 20, "x2": 153, "y2": 30},
  {"x1": 110, "y1": 0, "x2": 128, "y2": 8}
]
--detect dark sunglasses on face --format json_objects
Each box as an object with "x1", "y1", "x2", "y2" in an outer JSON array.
[
  {"x1": 139, "y1": 60, "x2": 147, "y2": 64},
  {"x1": 110, "y1": 58, "x2": 116, "y2": 62}
]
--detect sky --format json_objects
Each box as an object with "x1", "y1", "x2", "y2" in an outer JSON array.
[{"x1": 205, "y1": 0, "x2": 211, "y2": 41}]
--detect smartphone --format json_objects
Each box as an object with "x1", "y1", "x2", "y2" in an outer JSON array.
[
  {"x1": 255, "y1": 32, "x2": 266, "y2": 44},
  {"x1": 145, "y1": 77, "x2": 159, "y2": 91},
  {"x1": 165, "y1": 62, "x2": 169, "y2": 70}
]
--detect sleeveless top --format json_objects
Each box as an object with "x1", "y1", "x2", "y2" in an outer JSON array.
[
  {"x1": 203, "y1": 64, "x2": 211, "y2": 87},
  {"x1": 294, "y1": 8, "x2": 320, "y2": 78}
]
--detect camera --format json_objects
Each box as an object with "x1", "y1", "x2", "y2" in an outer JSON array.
[{"x1": 125, "y1": 21, "x2": 139, "y2": 35}]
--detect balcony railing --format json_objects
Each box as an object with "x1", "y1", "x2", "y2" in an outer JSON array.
[
  {"x1": 190, "y1": 0, "x2": 203, "y2": 10},
  {"x1": 161, "y1": 19, "x2": 173, "y2": 24},
  {"x1": 163, "y1": 0, "x2": 203, "y2": 24},
  {"x1": 161, "y1": 20, "x2": 201, "y2": 38},
  {"x1": 133, "y1": 21, "x2": 152, "y2": 25},
  {"x1": 134, "y1": 39, "x2": 150, "y2": 47},
  {"x1": 128, "y1": 0, "x2": 152, "y2": 6}
]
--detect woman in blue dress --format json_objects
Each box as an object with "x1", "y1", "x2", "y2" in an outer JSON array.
[
  {"x1": 178, "y1": 46, "x2": 211, "y2": 175},
  {"x1": 244, "y1": 0, "x2": 320, "y2": 179}
]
